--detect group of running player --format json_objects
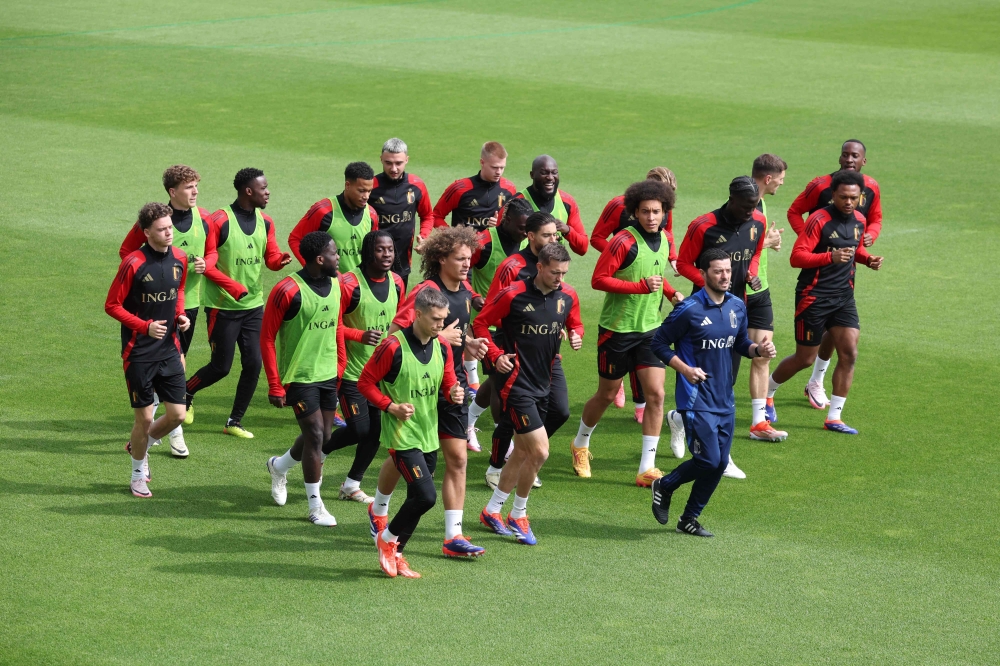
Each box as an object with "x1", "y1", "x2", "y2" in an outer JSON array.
[{"x1": 105, "y1": 137, "x2": 884, "y2": 577}]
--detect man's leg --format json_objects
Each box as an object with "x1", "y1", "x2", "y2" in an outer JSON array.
[
  {"x1": 467, "y1": 375, "x2": 494, "y2": 453},
  {"x1": 226, "y1": 308, "x2": 263, "y2": 433},
  {"x1": 128, "y1": 404, "x2": 155, "y2": 496},
  {"x1": 748, "y1": 327, "x2": 788, "y2": 443},
  {"x1": 377, "y1": 448, "x2": 438, "y2": 577},
  {"x1": 677, "y1": 411, "x2": 733, "y2": 536},
  {"x1": 342, "y1": 402, "x2": 381, "y2": 500},
  {"x1": 824, "y1": 325, "x2": 860, "y2": 433},
  {"x1": 810, "y1": 330, "x2": 837, "y2": 392},
  {"x1": 176, "y1": 307, "x2": 198, "y2": 431},
  {"x1": 571, "y1": 376, "x2": 620, "y2": 478},
  {"x1": 185, "y1": 308, "x2": 238, "y2": 403},
  {"x1": 629, "y1": 370, "x2": 646, "y2": 421},
  {"x1": 634, "y1": 366, "x2": 666, "y2": 485}
]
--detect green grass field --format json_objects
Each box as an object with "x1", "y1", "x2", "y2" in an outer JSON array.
[{"x1": 2, "y1": 1, "x2": 999, "y2": 663}]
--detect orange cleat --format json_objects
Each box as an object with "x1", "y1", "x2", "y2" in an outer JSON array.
[
  {"x1": 376, "y1": 531, "x2": 398, "y2": 578},
  {"x1": 614, "y1": 383, "x2": 626, "y2": 408},
  {"x1": 571, "y1": 443, "x2": 593, "y2": 478},
  {"x1": 635, "y1": 467, "x2": 664, "y2": 488},
  {"x1": 749, "y1": 421, "x2": 788, "y2": 442},
  {"x1": 395, "y1": 553, "x2": 421, "y2": 578}
]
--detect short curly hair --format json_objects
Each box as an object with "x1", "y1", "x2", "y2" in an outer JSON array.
[
  {"x1": 419, "y1": 226, "x2": 481, "y2": 279},
  {"x1": 162, "y1": 165, "x2": 200, "y2": 192},
  {"x1": 623, "y1": 180, "x2": 676, "y2": 216},
  {"x1": 299, "y1": 231, "x2": 333, "y2": 264},
  {"x1": 234, "y1": 167, "x2": 264, "y2": 192},
  {"x1": 137, "y1": 202, "x2": 173, "y2": 230}
]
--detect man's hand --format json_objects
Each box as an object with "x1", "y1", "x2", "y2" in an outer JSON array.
[
  {"x1": 487, "y1": 211, "x2": 500, "y2": 228},
  {"x1": 754, "y1": 340, "x2": 777, "y2": 359},
  {"x1": 681, "y1": 365, "x2": 708, "y2": 384},
  {"x1": 670, "y1": 292, "x2": 685, "y2": 305},
  {"x1": 192, "y1": 256, "x2": 207, "y2": 274},
  {"x1": 388, "y1": 402, "x2": 415, "y2": 421},
  {"x1": 465, "y1": 335, "x2": 488, "y2": 360},
  {"x1": 867, "y1": 255, "x2": 884, "y2": 270},
  {"x1": 414, "y1": 235, "x2": 426, "y2": 255},
  {"x1": 670, "y1": 260, "x2": 679, "y2": 276},
  {"x1": 747, "y1": 275, "x2": 762, "y2": 292},
  {"x1": 568, "y1": 330, "x2": 583, "y2": 351},
  {"x1": 362, "y1": 330, "x2": 383, "y2": 346},
  {"x1": 176, "y1": 315, "x2": 191, "y2": 332},
  {"x1": 765, "y1": 226, "x2": 784, "y2": 251},
  {"x1": 863, "y1": 232, "x2": 874, "y2": 247},
  {"x1": 449, "y1": 384, "x2": 465, "y2": 405},
  {"x1": 440, "y1": 320, "x2": 463, "y2": 346},
  {"x1": 495, "y1": 353, "x2": 516, "y2": 373},
  {"x1": 645, "y1": 275, "x2": 663, "y2": 293},
  {"x1": 268, "y1": 394, "x2": 286, "y2": 408},
  {"x1": 147, "y1": 320, "x2": 168, "y2": 339},
  {"x1": 831, "y1": 247, "x2": 854, "y2": 264},
  {"x1": 279, "y1": 252, "x2": 293, "y2": 267},
  {"x1": 555, "y1": 221, "x2": 571, "y2": 237},
  {"x1": 471, "y1": 295, "x2": 485, "y2": 311}
]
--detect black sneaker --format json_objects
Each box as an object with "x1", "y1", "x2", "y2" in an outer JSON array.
[
  {"x1": 676, "y1": 518, "x2": 714, "y2": 537},
  {"x1": 651, "y1": 478, "x2": 672, "y2": 525}
]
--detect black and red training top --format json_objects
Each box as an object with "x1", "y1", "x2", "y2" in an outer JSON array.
[
  {"x1": 368, "y1": 173, "x2": 432, "y2": 279},
  {"x1": 676, "y1": 205, "x2": 766, "y2": 299},
  {"x1": 592, "y1": 227, "x2": 677, "y2": 300},
  {"x1": 357, "y1": 326, "x2": 458, "y2": 412},
  {"x1": 287, "y1": 194, "x2": 380, "y2": 266},
  {"x1": 787, "y1": 173, "x2": 882, "y2": 241},
  {"x1": 430, "y1": 173, "x2": 517, "y2": 230},
  {"x1": 791, "y1": 205, "x2": 872, "y2": 312}
]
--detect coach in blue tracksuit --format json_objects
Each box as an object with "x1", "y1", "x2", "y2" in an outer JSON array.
[{"x1": 649, "y1": 247, "x2": 776, "y2": 536}]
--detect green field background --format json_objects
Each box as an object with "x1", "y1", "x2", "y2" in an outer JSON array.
[{"x1": 1, "y1": 1, "x2": 998, "y2": 664}]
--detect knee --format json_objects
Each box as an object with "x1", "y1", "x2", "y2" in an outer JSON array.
[
  {"x1": 446, "y1": 448, "x2": 467, "y2": 474},
  {"x1": 796, "y1": 347, "x2": 819, "y2": 365},
  {"x1": 534, "y1": 443, "x2": 550, "y2": 465},
  {"x1": 304, "y1": 423, "x2": 325, "y2": 447},
  {"x1": 351, "y1": 419, "x2": 371, "y2": 441},
  {"x1": 597, "y1": 383, "x2": 619, "y2": 403},
  {"x1": 644, "y1": 384, "x2": 665, "y2": 406},
  {"x1": 838, "y1": 346, "x2": 858, "y2": 366},
  {"x1": 136, "y1": 414, "x2": 154, "y2": 431},
  {"x1": 415, "y1": 482, "x2": 437, "y2": 513},
  {"x1": 243, "y1": 353, "x2": 262, "y2": 374}
]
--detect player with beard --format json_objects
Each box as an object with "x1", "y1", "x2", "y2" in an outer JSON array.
[{"x1": 516, "y1": 154, "x2": 588, "y2": 256}]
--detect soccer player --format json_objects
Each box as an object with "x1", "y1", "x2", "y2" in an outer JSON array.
[
  {"x1": 363, "y1": 288, "x2": 464, "y2": 578},
  {"x1": 119, "y1": 165, "x2": 209, "y2": 455},
  {"x1": 590, "y1": 167, "x2": 678, "y2": 421},
  {"x1": 768, "y1": 170, "x2": 884, "y2": 434},
  {"x1": 649, "y1": 248, "x2": 777, "y2": 537},
  {"x1": 369, "y1": 138, "x2": 433, "y2": 290},
  {"x1": 466, "y1": 197, "x2": 532, "y2": 452},
  {"x1": 429, "y1": 141, "x2": 517, "y2": 230},
  {"x1": 674, "y1": 176, "x2": 771, "y2": 479},
  {"x1": 786, "y1": 140, "x2": 882, "y2": 409},
  {"x1": 516, "y1": 154, "x2": 589, "y2": 256},
  {"x1": 288, "y1": 162, "x2": 379, "y2": 276},
  {"x1": 319, "y1": 230, "x2": 407, "y2": 503},
  {"x1": 105, "y1": 203, "x2": 190, "y2": 498},
  {"x1": 261, "y1": 232, "x2": 347, "y2": 526},
  {"x1": 185, "y1": 168, "x2": 292, "y2": 439},
  {"x1": 573, "y1": 180, "x2": 682, "y2": 487},
  {"x1": 476, "y1": 243, "x2": 583, "y2": 544},
  {"x1": 386, "y1": 227, "x2": 488, "y2": 558}
]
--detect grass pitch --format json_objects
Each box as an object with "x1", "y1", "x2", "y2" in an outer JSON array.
[{"x1": 1, "y1": 1, "x2": 998, "y2": 664}]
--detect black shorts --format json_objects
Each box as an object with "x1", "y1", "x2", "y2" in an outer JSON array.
[
  {"x1": 501, "y1": 391, "x2": 549, "y2": 435},
  {"x1": 596, "y1": 328, "x2": 664, "y2": 380},
  {"x1": 125, "y1": 355, "x2": 186, "y2": 408},
  {"x1": 438, "y1": 399, "x2": 469, "y2": 441},
  {"x1": 285, "y1": 377, "x2": 339, "y2": 419},
  {"x1": 337, "y1": 378, "x2": 372, "y2": 425},
  {"x1": 178, "y1": 307, "x2": 199, "y2": 355},
  {"x1": 481, "y1": 329, "x2": 506, "y2": 376},
  {"x1": 795, "y1": 292, "x2": 859, "y2": 346},
  {"x1": 745, "y1": 289, "x2": 774, "y2": 332}
]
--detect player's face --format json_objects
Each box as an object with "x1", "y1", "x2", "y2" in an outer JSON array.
[
  {"x1": 839, "y1": 143, "x2": 866, "y2": 171},
  {"x1": 832, "y1": 184, "x2": 861, "y2": 215},
  {"x1": 536, "y1": 260, "x2": 569, "y2": 292},
  {"x1": 415, "y1": 305, "x2": 449, "y2": 339},
  {"x1": 247, "y1": 176, "x2": 269, "y2": 209},
  {"x1": 318, "y1": 240, "x2": 340, "y2": 277},
  {"x1": 762, "y1": 170, "x2": 785, "y2": 196},
  {"x1": 372, "y1": 236, "x2": 395, "y2": 273},
  {"x1": 480, "y1": 155, "x2": 507, "y2": 183},
  {"x1": 504, "y1": 212, "x2": 529, "y2": 240},
  {"x1": 380, "y1": 151, "x2": 409, "y2": 180},
  {"x1": 440, "y1": 245, "x2": 472, "y2": 282},
  {"x1": 528, "y1": 222, "x2": 559, "y2": 252},
  {"x1": 702, "y1": 258, "x2": 732, "y2": 295},
  {"x1": 168, "y1": 180, "x2": 199, "y2": 209},
  {"x1": 635, "y1": 200, "x2": 664, "y2": 233},
  {"x1": 144, "y1": 216, "x2": 174, "y2": 250},
  {"x1": 728, "y1": 194, "x2": 760, "y2": 223},
  {"x1": 531, "y1": 160, "x2": 559, "y2": 195},
  {"x1": 345, "y1": 178, "x2": 374, "y2": 209}
]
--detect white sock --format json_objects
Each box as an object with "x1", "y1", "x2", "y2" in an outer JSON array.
[
  {"x1": 464, "y1": 360, "x2": 480, "y2": 385},
  {"x1": 574, "y1": 419, "x2": 596, "y2": 448},
  {"x1": 469, "y1": 400, "x2": 487, "y2": 428},
  {"x1": 304, "y1": 482, "x2": 323, "y2": 511},
  {"x1": 380, "y1": 528, "x2": 398, "y2": 543},
  {"x1": 147, "y1": 433, "x2": 158, "y2": 447},
  {"x1": 504, "y1": 440, "x2": 513, "y2": 461},
  {"x1": 168, "y1": 425, "x2": 182, "y2": 437},
  {"x1": 373, "y1": 490, "x2": 391, "y2": 517},
  {"x1": 810, "y1": 358, "x2": 831, "y2": 384},
  {"x1": 510, "y1": 494, "x2": 529, "y2": 520},
  {"x1": 639, "y1": 435, "x2": 659, "y2": 473},
  {"x1": 272, "y1": 449, "x2": 298, "y2": 474},
  {"x1": 751, "y1": 399, "x2": 767, "y2": 426},
  {"x1": 444, "y1": 509, "x2": 464, "y2": 540},
  {"x1": 486, "y1": 465, "x2": 503, "y2": 475},
  {"x1": 486, "y1": 488, "x2": 510, "y2": 514},
  {"x1": 130, "y1": 455, "x2": 145, "y2": 482},
  {"x1": 151, "y1": 392, "x2": 160, "y2": 417},
  {"x1": 341, "y1": 477, "x2": 360, "y2": 492},
  {"x1": 827, "y1": 395, "x2": 846, "y2": 422},
  {"x1": 634, "y1": 402, "x2": 646, "y2": 409},
  {"x1": 767, "y1": 374, "x2": 782, "y2": 398}
]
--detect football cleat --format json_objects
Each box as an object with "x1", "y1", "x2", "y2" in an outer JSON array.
[
  {"x1": 479, "y1": 508, "x2": 513, "y2": 536},
  {"x1": 636, "y1": 467, "x2": 664, "y2": 488},
  {"x1": 466, "y1": 427, "x2": 481, "y2": 452},
  {"x1": 308, "y1": 503, "x2": 337, "y2": 527},
  {"x1": 651, "y1": 477, "x2": 672, "y2": 525},
  {"x1": 764, "y1": 397, "x2": 777, "y2": 423},
  {"x1": 667, "y1": 410, "x2": 686, "y2": 459},
  {"x1": 467, "y1": 382, "x2": 480, "y2": 401},
  {"x1": 571, "y1": 444, "x2": 593, "y2": 478},
  {"x1": 505, "y1": 514, "x2": 537, "y2": 545},
  {"x1": 368, "y1": 503, "x2": 387, "y2": 541},
  {"x1": 395, "y1": 553, "x2": 421, "y2": 579},
  {"x1": 168, "y1": 427, "x2": 189, "y2": 458},
  {"x1": 633, "y1": 405, "x2": 645, "y2": 423},
  {"x1": 376, "y1": 531, "x2": 398, "y2": 577},
  {"x1": 130, "y1": 478, "x2": 152, "y2": 498},
  {"x1": 613, "y1": 383, "x2": 626, "y2": 408},
  {"x1": 824, "y1": 420, "x2": 858, "y2": 435},
  {"x1": 749, "y1": 421, "x2": 788, "y2": 442},
  {"x1": 339, "y1": 485, "x2": 374, "y2": 505},
  {"x1": 804, "y1": 380, "x2": 830, "y2": 410},
  {"x1": 125, "y1": 442, "x2": 150, "y2": 482},
  {"x1": 266, "y1": 456, "x2": 288, "y2": 506},
  {"x1": 223, "y1": 421, "x2": 254, "y2": 439},
  {"x1": 723, "y1": 456, "x2": 746, "y2": 480},
  {"x1": 442, "y1": 536, "x2": 485, "y2": 558},
  {"x1": 676, "y1": 518, "x2": 714, "y2": 537},
  {"x1": 484, "y1": 469, "x2": 501, "y2": 490},
  {"x1": 183, "y1": 403, "x2": 194, "y2": 425},
  {"x1": 532, "y1": 476, "x2": 542, "y2": 489},
  {"x1": 333, "y1": 412, "x2": 347, "y2": 428}
]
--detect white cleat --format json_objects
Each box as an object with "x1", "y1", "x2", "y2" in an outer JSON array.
[
  {"x1": 266, "y1": 456, "x2": 288, "y2": 506},
  {"x1": 723, "y1": 455, "x2": 746, "y2": 480},
  {"x1": 504, "y1": 440, "x2": 514, "y2": 462},
  {"x1": 339, "y1": 485, "x2": 374, "y2": 505},
  {"x1": 804, "y1": 380, "x2": 831, "y2": 410},
  {"x1": 485, "y1": 469, "x2": 501, "y2": 490},
  {"x1": 467, "y1": 426, "x2": 481, "y2": 452},
  {"x1": 130, "y1": 478, "x2": 152, "y2": 498},
  {"x1": 667, "y1": 410, "x2": 686, "y2": 459},
  {"x1": 168, "y1": 427, "x2": 189, "y2": 458},
  {"x1": 308, "y1": 503, "x2": 337, "y2": 527},
  {"x1": 532, "y1": 476, "x2": 542, "y2": 488}
]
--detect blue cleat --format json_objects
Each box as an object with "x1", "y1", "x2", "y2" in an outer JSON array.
[
  {"x1": 442, "y1": 536, "x2": 485, "y2": 558},
  {"x1": 479, "y1": 508, "x2": 513, "y2": 536},
  {"x1": 505, "y1": 513, "x2": 537, "y2": 546},
  {"x1": 824, "y1": 420, "x2": 858, "y2": 435},
  {"x1": 765, "y1": 398, "x2": 778, "y2": 423},
  {"x1": 333, "y1": 413, "x2": 347, "y2": 428}
]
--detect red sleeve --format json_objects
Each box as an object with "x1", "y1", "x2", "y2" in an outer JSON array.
[
  {"x1": 676, "y1": 217, "x2": 712, "y2": 288},
  {"x1": 173, "y1": 248, "x2": 188, "y2": 319},
  {"x1": 440, "y1": 340, "x2": 459, "y2": 399},
  {"x1": 430, "y1": 179, "x2": 468, "y2": 228},
  {"x1": 563, "y1": 284, "x2": 584, "y2": 338},
  {"x1": 261, "y1": 277, "x2": 298, "y2": 397},
  {"x1": 119, "y1": 223, "x2": 145, "y2": 259},
  {"x1": 854, "y1": 212, "x2": 872, "y2": 265},
  {"x1": 590, "y1": 197, "x2": 623, "y2": 253},
  {"x1": 499, "y1": 177, "x2": 518, "y2": 197},
  {"x1": 560, "y1": 191, "x2": 588, "y2": 256},
  {"x1": 748, "y1": 212, "x2": 767, "y2": 278},
  {"x1": 392, "y1": 273, "x2": 407, "y2": 313},
  {"x1": 473, "y1": 283, "x2": 520, "y2": 362},
  {"x1": 288, "y1": 199, "x2": 330, "y2": 266},
  {"x1": 661, "y1": 276, "x2": 677, "y2": 300},
  {"x1": 337, "y1": 297, "x2": 347, "y2": 379},
  {"x1": 203, "y1": 210, "x2": 250, "y2": 300},
  {"x1": 412, "y1": 176, "x2": 434, "y2": 237},
  {"x1": 105, "y1": 253, "x2": 150, "y2": 334},
  {"x1": 787, "y1": 176, "x2": 824, "y2": 236},
  {"x1": 392, "y1": 281, "x2": 435, "y2": 329},
  {"x1": 470, "y1": 229, "x2": 492, "y2": 266},
  {"x1": 261, "y1": 214, "x2": 287, "y2": 271},
  {"x1": 485, "y1": 255, "x2": 523, "y2": 304},
  {"x1": 666, "y1": 210, "x2": 677, "y2": 261},
  {"x1": 368, "y1": 205, "x2": 379, "y2": 231},
  {"x1": 790, "y1": 213, "x2": 834, "y2": 269},
  {"x1": 865, "y1": 177, "x2": 882, "y2": 242},
  {"x1": 464, "y1": 278, "x2": 481, "y2": 301},
  {"x1": 358, "y1": 336, "x2": 400, "y2": 411},
  {"x1": 593, "y1": 231, "x2": 650, "y2": 294},
  {"x1": 338, "y1": 274, "x2": 365, "y2": 343}
]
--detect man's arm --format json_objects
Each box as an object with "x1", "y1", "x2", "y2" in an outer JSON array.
[
  {"x1": 592, "y1": 232, "x2": 649, "y2": 294},
  {"x1": 104, "y1": 254, "x2": 150, "y2": 334},
  {"x1": 665, "y1": 210, "x2": 677, "y2": 262},
  {"x1": 173, "y1": 249, "x2": 187, "y2": 320},
  {"x1": 676, "y1": 218, "x2": 708, "y2": 287},
  {"x1": 747, "y1": 216, "x2": 767, "y2": 279},
  {"x1": 564, "y1": 285, "x2": 585, "y2": 338},
  {"x1": 262, "y1": 216, "x2": 292, "y2": 271},
  {"x1": 389, "y1": 281, "x2": 429, "y2": 332},
  {"x1": 790, "y1": 214, "x2": 834, "y2": 269},
  {"x1": 260, "y1": 278, "x2": 297, "y2": 398},
  {"x1": 561, "y1": 192, "x2": 588, "y2": 256},
  {"x1": 288, "y1": 199, "x2": 330, "y2": 266},
  {"x1": 733, "y1": 302, "x2": 755, "y2": 358},
  {"x1": 440, "y1": 340, "x2": 459, "y2": 400},
  {"x1": 472, "y1": 283, "x2": 519, "y2": 362},
  {"x1": 202, "y1": 211, "x2": 250, "y2": 299},
  {"x1": 786, "y1": 177, "x2": 823, "y2": 236},
  {"x1": 484, "y1": 255, "x2": 522, "y2": 304},
  {"x1": 119, "y1": 223, "x2": 145, "y2": 259},
  {"x1": 429, "y1": 179, "x2": 465, "y2": 229},
  {"x1": 865, "y1": 180, "x2": 883, "y2": 243},
  {"x1": 412, "y1": 176, "x2": 434, "y2": 238},
  {"x1": 338, "y1": 274, "x2": 365, "y2": 343},
  {"x1": 590, "y1": 198, "x2": 623, "y2": 253},
  {"x1": 650, "y1": 305, "x2": 690, "y2": 366},
  {"x1": 357, "y1": 337, "x2": 401, "y2": 411}
]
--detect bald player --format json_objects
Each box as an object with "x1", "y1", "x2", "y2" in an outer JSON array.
[{"x1": 516, "y1": 155, "x2": 588, "y2": 256}]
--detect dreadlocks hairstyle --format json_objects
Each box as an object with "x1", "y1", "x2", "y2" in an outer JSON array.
[
  {"x1": 623, "y1": 179, "x2": 676, "y2": 216},
  {"x1": 830, "y1": 169, "x2": 865, "y2": 192},
  {"x1": 419, "y1": 226, "x2": 480, "y2": 279},
  {"x1": 234, "y1": 167, "x2": 264, "y2": 192},
  {"x1": 502, "y1": 196, "x2": 533, "y2": 223},
  {"x1": 137, "y1": 202, "x2": 173, "y2": 230},
  {"x1": 728, "y1": 176, "x2": 760, "y2": 200},
  {"x1": 697, "y1": 247, "x2": 731, "y2": 270},
  {"x1": 525, "y1": 211, "x2": 557, "y2": 234},
  {"x1": 751, "y1": 154, "x2": 788, "y2": 179},
  {"x1": 646, "y1": 166, "x2": 677, "y2": 189},
  {"x1": 345, "y1": 161, "x2": 375, "y2": 181},
  {"x1": 360, "y1": 229, "x2": 394, "y2": 269},
  {"x1": 162, "y1": 165, "x2": 200, "y2": 192},
  {"x1": 299, "y1": 231, "x2": 333, "y2": 264}
]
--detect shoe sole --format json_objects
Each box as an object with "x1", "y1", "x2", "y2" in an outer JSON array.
[
  {"x1": 804, "y1": 388, "x2": 830, "y2": 410},
  {"x1": 130, "y1": 487, "x2": 152, "y2": 498},
  {"x1": 676, "y1": 526, "x2": 714, "y2": 537},
  {"x1": 824, "y1": 426, "x2": 858, "y2": 435},
  {"x1": 309, "y1": 516, "x2": 338, "y2": 527},
  {"x1": 170, "y1": 446, "x2": 189, "y2": 458},
  {"x1": 223, "y1": 428, "x2": 254, "y2": 439},
  {"x1": 442, "y1": 548, "x2": 485, "y2": 558},
  {"x1": 749, "y1": 431, "x2": 788, "y2": 442},
  {"x1": 723, "y1": 472, "x2": 747, "y2": 480}
]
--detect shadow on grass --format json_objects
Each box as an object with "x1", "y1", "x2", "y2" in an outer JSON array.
[
  {"x1": 46, "y1": 484, "x2": 281, "y2": 520},
  {"x1": 153, "y1": 561, "x2": 382, "y2": 581},
  {"x1": 1, "y1": 418, "x2": 128, "y2": 455},
  {"x1": 0, "y1": 480, "x2": 124, "y2": 496},
  {"x1": 529, "y1": 516, "x2": 666, "y2": 540},
  {"x1": 135, "y1": 530, "x2": 375, "y2": 554}
]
